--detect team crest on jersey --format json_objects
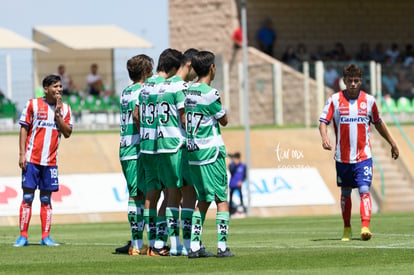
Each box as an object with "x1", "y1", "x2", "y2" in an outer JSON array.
[
  {"x1": 358, "y1": 101, "x2": 367, "y2": 115},
  {"x1": 37, "y1": 109, "x2": 48, "y2": 120}
]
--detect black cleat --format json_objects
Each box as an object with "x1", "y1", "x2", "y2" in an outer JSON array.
[
  {"x1": 217, "y1": 247, "x2": 235, "y2": 258},
  {"x1": 114, "y1": 241, "x2": 131, "y2": 254}
]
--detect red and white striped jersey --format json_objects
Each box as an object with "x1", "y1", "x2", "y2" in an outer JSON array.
[
  {"x1": 19, "y1": 98, "x2": 72, "y2": 166},
  {"x1": 319, "y1": 90, "x2": 381, "y2": 164}
]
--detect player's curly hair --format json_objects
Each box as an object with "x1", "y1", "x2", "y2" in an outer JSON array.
[
  {"x1": 343, "y1": 64, "x2": 362, "y2": 78},
  {"x1": 127, "y1": 54, "x2": 153, "y2": 82}
]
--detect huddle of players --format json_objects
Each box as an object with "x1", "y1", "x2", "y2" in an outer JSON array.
[{"x1": 118, "y1": 48, "x2": 234, "y2": 258}]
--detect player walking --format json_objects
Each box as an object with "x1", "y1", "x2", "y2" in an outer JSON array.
[
  {"x1": 14, "y1": 75, "x2": 72, "y2": 247},
  {"x1": 319, "y1": 64, "x2": 399, "y2": 241},
  {"x1": 185, "y1": 51, "x2": 234, "y2": 258}
]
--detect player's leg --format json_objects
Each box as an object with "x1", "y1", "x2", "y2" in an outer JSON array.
[
  {"x1": 336, "y1": 161, "x2": 353, "y2": 241},
  {"x1": 180, "y1": 149, "x2": 196, "y2": 256},
  {"x1": 212, "y1": 157, "x2": 234, "y2": 257},
  {"x1": 14, "y1": 188, "x2": 35, "y2": 247},
  {"x1": 39, "y1": 165, "x2": 59, "y2": 246},
  {"x1": 15, "y1": 162, "x2": 40, "y2": 246},
  {"x1": 120, "y1": 159, "x2": 146, "y2": 255},
  {"x1": 152, "y1": 187, "x2": 170, "y2": 256},
  {"x1": 237, "y1": 186, "x2": 246, "y2": 212},
  {"x1": 141, "y1": 154, "x2": 162, "y2": 254},
  {"x1": 159, "y1": 152, "x2": 183, "y2": 256},
  {"x1": 180, "y1": 181, "x2": 196, "y2": 256},
  {"x1": 229, "y1": 187, "x2": 235, "y2": 215},
  {"x1": 356, "y1": 159, "x2": 373, "y2": 241},
  {"x1": 188, "y1": 165, "x2": 212, "y2": 258},
  {"x1": 340, "y1": 188, "x2": 352, "y2": 241},
  {"x1": 188, "y1": 200, "x2": 210, "y2": 258},
  {"x1": 141, "y1": 154, "x2": 162, "y2": 255}
]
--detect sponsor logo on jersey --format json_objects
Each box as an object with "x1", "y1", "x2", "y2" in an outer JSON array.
[
  {"x1": 185, "y1": 90, "x2": 202, "y2": 96},
  {"x1": 340, "y1": 116, "x2": 366, "y2": 123},
  {"x1": 38, "y1": 121, "x2": 58, "y2": 129},
  {"x1": 339, "y1": 107, "x2": 349, "y2": 115},
  {"x1": 37, "y1": 109, "x2": 48, "y2": 120},
  {"x1": 184, "y1": 98, "x2": 197, "y2": 108}
]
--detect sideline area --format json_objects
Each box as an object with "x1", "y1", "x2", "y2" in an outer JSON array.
[{"x1": 1, "y1": 126, "x2": 413, "y2": 225}]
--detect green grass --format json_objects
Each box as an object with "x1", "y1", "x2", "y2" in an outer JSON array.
[{"x1": 1, "y1": 213, "x2": 414, "y2": 274}]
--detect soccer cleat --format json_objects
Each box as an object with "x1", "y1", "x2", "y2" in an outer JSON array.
[
  {"x1": 40, "y1": 236, "x2": 60, "y2": 246},
  {"x1": 13, "y1": 236, "x2": 29, "y2": 247},
  {"x1": 341, "y1": 227, "x2": 352, "y2": 241},
  {"x1": 188, "y1": 245, "x2": 214, "y2": 259},
  {"x1": 149, "y1": 246, "x2": 170, "y2": 256},
  {"x1": 217, "y1": 247, "x2": 235, "y2": 258},
  {"x1": 360, "y1": 227, "x2": 372, "y2": 241},
  {"x1": 188, "y1": 248, "x2": 207, "y2": 258},
  {"x1": 181, "y1": 246, "x2": 189, "y2": 257},
  {"x1": 169, "y1": 245, "x2": 183, "y2": 256},
  {"x1": 115, "y1": 241, "x2": 131, "y2": 254},
  {"x1": 129, "y1": 245, "x2": 148, "y2": 256}
]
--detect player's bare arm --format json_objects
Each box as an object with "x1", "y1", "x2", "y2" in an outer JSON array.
[
  {"x1": 54, "y1": 96, "x2": 72, "y2": 138},
  {"x1": 218, "y1": 113, "x2": 228, "y2": 126},
  {"x1": 374, "y1": 121, "x2": 399, "y2": 160},
  {"x1": 18, "y1": 126, "x2": 29, "y2": 170},
  {"x1": 179, "y1": 108, "x2": 185, "y2": 129},
  {"x1": 318, "y1": 122, "x2": 332, "y2": 150},
  {"x1": 133, "y1": 105, "x2": 140, "y2": 130}
]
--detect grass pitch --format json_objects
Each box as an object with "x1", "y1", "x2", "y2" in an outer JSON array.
[{"x1": 1, "y1": 212, "x2": 414, "y2": 274}]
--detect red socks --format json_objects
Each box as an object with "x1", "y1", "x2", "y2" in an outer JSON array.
[
  {"x1": 40, "y1": 203, "x2": 52, "y2": 239},
  {"x1": 341, "y1": 195, "x2": 352, "y2": 227},
  {"x1": 360, "y1": 193, "x2": 372, "y2": 228},
  {"x1": 19, "y1": 201, "x2": 32, "y2": 238}
]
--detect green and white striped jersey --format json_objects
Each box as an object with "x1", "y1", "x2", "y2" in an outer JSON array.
[
  {"x1": 157, "y1": 75, "x2": 186, "y2": 153},
  {"x1": 184, "y1": 82, "x2": 227, "y2": 165},
  {"x1": 137, "y1": 75, "x2": 165, "y2": 154},
  {"x1": 119, "y1": 83, "x2": 141, "y2": 161}
]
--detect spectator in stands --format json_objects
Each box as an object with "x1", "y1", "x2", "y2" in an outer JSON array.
[
  {"x1": 382, "y1": 66, "x2": 399, "y2": 98},
  {"x1": 356, "y1": 42, "x2": 372, "y2": 61},
  {"x1": 256, "y1": 18, "x2": 277, "y2": 57},
  {"x1": 232, "y1": 24, "x2": 243, "y2": 50},
  {"x1": 86, "y1": 63, "x2": 104, "y2": 96},
  {"x1": 396, "y1": 71, "x2": 414, "y2": 99},
  {"x1": 230, "y1": 23, "x2": 243, "y2": 68},
  {"x1": 324, "y1": 62, "x2": 339, "y2": 88},
  {"x1": 311, "y1": 45, "x2": 326, "y2": 61},
  {"x1": 296, "y1": 42, "x2": 310, "y2": 62},
  {"x1": 330, "y1": 42, "x2": 351, "y2": 61},
  {"x1": 56, "y1": 64, "x2": 77, "y2": 96},
  {"x1": 281, "y1": 45, "x2": 299, "y2": 70},
  {"x1": 402, "y1": 44, "x2": 414, "y2": 67},
  {"x1": 385, "y1": 43, "x2": 400, "y2": 63},
  {"x1": 371, "y1": 43, "x2": 386, "y2": 63}
]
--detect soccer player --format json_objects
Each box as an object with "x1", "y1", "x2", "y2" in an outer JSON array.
[
  {"x1": 319, "y1": 64, "x2": 399, "y2": 241},
  {"x1": 157, "y1": 48, "x2": 199, "y2": 256},
  {"x1": 134, "y1": 48, "x2": 182, "y2": 256},
  {"x1": 117, "y1": 54, "x2": 153, "y2": 255},
  {"x1": 14, "y1": 74, "x2": 73, "y2": 247},
  {"x1": 185, "y1": 51, "x2": 234, "y2": 258}
]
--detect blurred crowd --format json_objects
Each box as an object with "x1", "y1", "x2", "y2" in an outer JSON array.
[{"x1": 279, "y1": 41, "x2": 414, "y2": 99}]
